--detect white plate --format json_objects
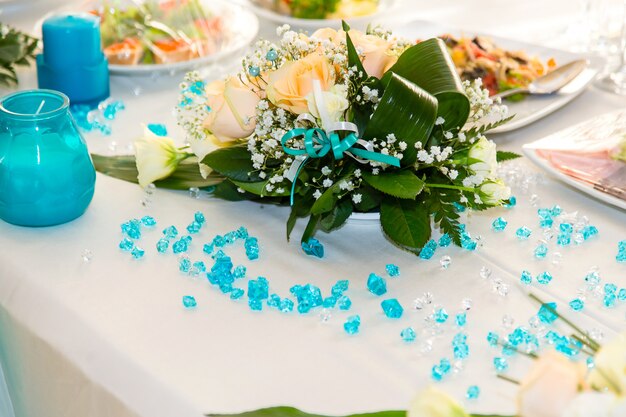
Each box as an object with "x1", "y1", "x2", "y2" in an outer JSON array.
[
  {"x1": 394, "y1": 20, "x2": 602, "y2": 133},
  {"x1": 35, "y1": 0, "x2": 258, "y2": 76},
  {"x1": 241, "y1": 0, "x2": 398, "y2": 31},
  {"x1": 522, "y1": 110, "x2": 626, "y2": 211}
]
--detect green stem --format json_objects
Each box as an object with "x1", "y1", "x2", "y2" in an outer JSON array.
[
  {"x1": 497, "y1": 374, "x2": 521, "y2": 385},
  {"x1": 425, "y1": 183, "x2": 475, "y2": 192}
]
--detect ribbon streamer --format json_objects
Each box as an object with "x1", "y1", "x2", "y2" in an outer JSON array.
[{"x1": 281, "y1": 80, "x2": 400, "y2": 205}]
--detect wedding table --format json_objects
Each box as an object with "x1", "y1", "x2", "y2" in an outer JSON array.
[{"x1": 1, "y1": 1, "x2": 625, "y2": 417}]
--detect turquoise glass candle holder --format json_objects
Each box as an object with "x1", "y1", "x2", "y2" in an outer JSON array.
[{"x1": 0, "y1": 89, "x2": 96, "y2": 227}]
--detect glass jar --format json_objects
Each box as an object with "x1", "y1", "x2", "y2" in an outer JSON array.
[{"x1": 0, "y1": 89, "x2": 96, "y2": 226}]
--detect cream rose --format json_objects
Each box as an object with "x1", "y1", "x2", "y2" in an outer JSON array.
[
  {"x1": 588, "y1": 333, "x2": 626, "y2": 396},
  {"x1": 468, "y1": 137, "x2": 498, "y2": 179},
  {"x1": 407, "y1": 387, "x2": 469, "y2": 417},
  {"x1": 517, "y1": 351, "x2": 586, "y2": 417},
  {"x1": 563, "y1": 392, "x2": 620, "y2": 417},
  {"x1": 480, "y1": 181, "x2": 511, "y2": 204},
  {"x1": 202, "y1": 76, "x2": 259, "y2": 143},
  {"x1": 349, "y1": 30, "x2": 398, "y2": 79},
  {"x1": 266, "y1": 52, "x2": 335, "y2": 114},
  {"x1": 306, "y1": 84, "x2": 349, "y2": 123},
  {"x1": 135, "y1": 127, "x2": 188, "y2": 188}
]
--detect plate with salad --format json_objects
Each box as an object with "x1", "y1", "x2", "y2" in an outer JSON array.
[
  {"x1": 36, "y1": 0, "x2": 259, "y2": 75},
  {"x1": 243, "y1": 0, "x2": 398, "y2": 30},
  {"x1": 396, "y1": 21, "x2": 602, "y2": 133}
]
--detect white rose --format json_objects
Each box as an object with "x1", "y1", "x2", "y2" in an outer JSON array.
[
  {"x1": 479, "y1": 180, "x2": 511, "y2": 204},
  {"x1": 588, "y1": 333, "x2": 626, "y2": 396},
  {"x1": 517, "y1": 351, "x2": 586, "y2": 417},
  {"x1": 306, "y1": 84, "x2": 349, "y2": 123},
  {"x1": 134, "y1": 127, "x2": 189, "y2": 187},
  {"x1": 408, "y1": 387, "x2": 469, "y2": 417},
  {"x1": 563, "y1": 392, "x2": 618, "y2": 417},
  {"x1": 468, "y1": 137, "x2": 498, "y2": 178}
]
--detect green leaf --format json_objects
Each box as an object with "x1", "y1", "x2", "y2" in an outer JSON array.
[
  {"x1": 496, "y1": 150, "x2": 522, "y2": 162},
  {"x1": 380, "y1": 197, "x2": 431, "y2": 253},
  {"x1": 465, "y1": 115, "x2": 514, "y2": 136},
  {"x1": 231, "y1": 180, "x2": 291, "y2": 197},
  {"x1": 202, "y1": 146, "x2": 262, "y2": 183},
  {"x1": 310, "y1": 186, "x2": 338, "y2": 215},
  {"x1": 353, "y1": 186, "x2": 382, "y2": 212},
  {"x1": 364, "y1": 73, "x2": 438, "y2": 166},
  {"x1": 320, "y1": 199, "x2": 353, "y2": 232},
  {"x1": 362, "y1": 170, "x2": 424, "y2": 199},
  {"x1": 207, "y1": 407, "x2": 405, "y2": 417},
  {"x1": 212, "y1": 180, "x2": 252, "y2": 201},
  {"x1": 301, "y1": 214, "x2": 320, "y2": 244},
  {"x1": 344, "y1": 25, "x2": 366, "y2": 78},
  {"x1": 383, "y1": 38, "x2": 470, "y2": 130}
]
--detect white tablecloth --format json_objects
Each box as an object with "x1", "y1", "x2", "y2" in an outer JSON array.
[{"x1": 1, "y1": 1, "x2": 625, "y2": 417}]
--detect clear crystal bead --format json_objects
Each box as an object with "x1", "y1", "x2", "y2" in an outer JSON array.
[
  {"x1": 529, "y1": 194, "x2": 540, "y2": 206},
  {"x1": 189, "y1": 187, "x2": 200, "y2": 199},
  {"x1": 417, "y1": 338, "x2": 433, "y2": 354},
  {"x1": 480, "y1": 266, "x2": 492, "y2": 279},
  {"x1": 81, "y1": 249, "x2": 93, "y2": 262},
  {"x1": 439, "y1": 255, "x2": 452, "y2": 269},
  {"x1": 543, "y1": 228, "x2": 555, "y2": 241},
  {"x1": 551, "y1": 252, "x2": 563, "y2": 265},
  {"x1": 144, "y1": 183, "x2": 156, "y2": 195},
  {"x1": 319, "y1": 308, "x2": 332, "y2": 323},
  {"x1": 588, "y1": 328, "x2": 604, "y2": 341},
  {"x1": 461, "y1": 298, "x2": 473, "y2": 311},
  {"x1": 502, "y1": 314, "x2": 515, "y2": 328},
  {"x1": 413, "y1": 297, "x2": 425, "y2": 310},
  {"x1": 528, "y1": 316, "x2": 540, "y2": 328},
  {"x1": 108, "y1": 141, "x2": 118, "y2": 152},
  {"x1": 423, "y1": 292, "x2": 434, "y2": 304}
]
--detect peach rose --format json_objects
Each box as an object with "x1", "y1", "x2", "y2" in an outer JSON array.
[
  {"x1": 310, "y1": 28, "x2": 342, "y2": 44},
  {"x1": 202, "y1": 76, "x2": 259, "y2": 143},
  {"x1": 349, "y1": 30, "x2": 398, "y2": 78},
  {"x1": 517, "y1": 351, "x2": 587, "y2": 417},
  {"x1": 266, "y1": 52, "x2": 335, "y2": 114}
]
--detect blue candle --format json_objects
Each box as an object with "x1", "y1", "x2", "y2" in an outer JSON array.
[
  {"x1": 0, "y1": 89, "x2": 96, "y2": 227},
  {"x1": 37, "y1": 13, "x2": 109, "y2": 106}
]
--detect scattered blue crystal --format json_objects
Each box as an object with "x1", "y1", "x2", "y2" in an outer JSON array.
[
  {"x1": 301, "y1": 238, "x2": 324, "y2": 258},
  {"x1": 248, "y1": 66, "x2": 260, "y2": 76},
  {"x1": 431, "y1": 358, "x2": 452, "y2": 381},
  {"x1": 266, "y1": 49, "x2": 278, "y2": 61},
  {"x1": 538, "y1": 302, "x2": 558, "y2": 324},
  {"x1": 187, "y1": 221, "x2": 202, "y2": 234},
  {"x1": 419, "y1": 239, "x2": 438, "y2": 259},
  {"x1": 438, "y1": 233, "x2": 452, "y2": 247},
  {"x1": 520, "y1": 270, "x2": 532, "y2": 285},
  {"x1": 147, "y1": 123, "x2": 167, "y2": 137},
  {"x1": 487, "y1": 332, "x2": 499, "y2": 347},
  {"x1": 456, "y1": 312, "x2": 467, "y2": 327},
  {"x1": 224, "y1": 232, "x2": 236, "y2": 245},
  {"x1": 386, "y1": 263, "x2": 400, "y2": 277},
  {"x1": 248, "y1": 299, "x2": 263, "y2": 311},
  {"x1": 534, "y1": 243, "x2": 548, "y2": 259},
  {"x1": 131, "y1": 247, "x2": 145, "y2": 259},
  {"x1": 466, "y1": 386, "x2": 480, "y2": 400},
  {"x1": 493, "y1": 357, "x2": 508, "y2": 372},
  {"x1": 344, "y1": 315, "x2": 361, "y2": 335},
  {"x1": 248, "y1": 277, "x2": 269, "y2": 301},
  {"x1": 179, "y1": 257, "x2": 191, "y2": 273},
  {"x1": 323, "y1": 296, "x2": 337, "y2": 308},
  {"x1": 338, "y1": 296, "x2": 352, "y2": 310},
  {"x1": 245, "y1": 237, "x2": 259, "y2": 260},
  {"x1": 584, "y1": 270, "x2": 600, "y2": 286},
  {"x1": 140, "y1": 215, "x2": 156, "y2": 227},
  {"x1": 192, "y1": 261, "x2": 206, "y2": 273},
  {"x1": 433, "y1": 307, "x2": 449, "y2": 323},
  {"x1": 557, "y1": 233, "x2": 571, "y2": 246},
  {"x1": 212, "y1": 249, "x2": 226, "y2": 260},
  {"x1": 453, "y1": 333, "x2": 469, "y2": 359},
  {"x1": 279, "y1": 299, "x2": 294, "y2": 313},
  {"x1": 230, "y1": 288, "x2": 244, "y2": 300},
  {"x1": 604, "y1": 293, "x2": 617, "y2": 308},
  {"x1": 267, "y1": 294, "x2": 281, "y2": 308},
  {"x1": 203, "y1": 243, "x2": 214, "y2": 255},
  {"x1": 515, "y1": 226, "x2": 532, "y2": 240},
  {"x1": 331, "y1": 280, "x2": 349, "y2": 296},
  {"x1": 233, "y1": 265, "x2": 246, "y2": 279},
  {"x1": 505, "y1": 196, "x2": 517, "y2": 208},
  {"x1": 235, "y1": 226, "x2": 249, "y2": 239},
  {"x1": 156, "y1": 238, "x2": 169, "y2": 253},
  {"x1": 194, "y1": 211, "x2": 205, "y2": 224},
  {"x1": 536, "y1": 271, "x2": 553, "y2": 285},
  {"x1": 559, "y1": 223, "x2": 573, "y2": 233},
  {"x1": 367, "y1": 273, "x2": 387, "y2": 296},
  {"x1": 618, "y1": 288, "x2": 626, "y2": 301},
  {"x1": 492, "y1": 217, "x2": 508, "y2": 232},
  {"x1": 605, "y1": 283, "x2": 617, "y2": 294},
  {"x1": 182, "y1": 295, "x2": 197, "y2": 309},
  {"x1": 539, "y1": 217, "x2": 554, "y2": 229},
  {"x1": 401, "y1": 327, "x2": 416, "y2": 342},
  {"x1": 617, "y1": 251, "x2": 626, "y2": 263},
  {"x1": 172, "y1": 239, "x2": 189, "y2": 254},
  {"x1": 586, "y1": 357, "x2": 595, "y2": 369},
  {"x1": 569, "y1": 298, "x2": 584, "y2": 311},
  {"x1": 453, "y1": 202, "x2": 466, "y2": 212},
  {"x1": 163, "y1": 226, "x2": 178, "y2": 239},
  {"x1": 119, "y1": 238, "x2": 134, "y2": 251},
  {"x1": 121, "y1": 220, "x2": 141, "y2": 239},
  {"x1": 582, "y1": 225, "x2": 598, "y2": 240},
  {"x1": 381, "y1": 299, "x2": 403, "y2": 319},
  {"x1": 213, "y1": 235, "x2": 225, "y2": 247},
  {"x1": 431, "y1": 365, "x2": 445, "y2": 381}
]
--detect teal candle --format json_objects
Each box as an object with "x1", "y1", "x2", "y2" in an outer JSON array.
[{"x1": 0, "y1": 89, "x2": 96, "y2": 227}]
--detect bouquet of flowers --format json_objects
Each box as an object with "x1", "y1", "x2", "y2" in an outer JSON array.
[{"x1": 123, "y1": 23, "x2": 517, "y2": 254}]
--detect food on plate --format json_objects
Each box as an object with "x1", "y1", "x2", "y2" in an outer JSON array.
[
  {"x1": 252, "y1": 0, "x2": 378, "y2": 19},
  {"x1": 439, "y1": 35, "x2": 557, "y2": 98},
  {"x1": 97, "y1": 0, "x2": 226, "y2": 66}
]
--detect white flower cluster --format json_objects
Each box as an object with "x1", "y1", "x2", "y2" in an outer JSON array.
[
  {"x1": 463, "y1": 79, "x2": 509, "y2": 125},
  {"x1": 368, "y1": 133, "x2": 406, "y2": 170},
  {"x1": 175, "y1": 71, "x2": 210, "y2": 143},
  {"x1": 416, "y1": 145, "x2": 454, "y2": 165}
]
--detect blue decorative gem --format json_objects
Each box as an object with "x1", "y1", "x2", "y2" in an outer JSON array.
[
  {"x1": 193, "y1": 261, "x2": 206, "y2": 273},
  {"x1": 582, "y1": 225, "x2": 599, "y2": 240},
  {"x1": 147, "y1": 123, "x2": 167, "y2": 136},
  {"x1": 401, "y1": 327, "x2": 416, "y2": 342},
  {"x1": 551, "y1": 205, "x2": 562, "y2": 216},
  {"x1": 466, "y1": 385, "x2": 480, "y2": 400},
  {"x1": 141, "y1": 215, "x2": 156, "y2": 227},
  {"x1": 179, "y1": 257, "x2": 191, "y2": 273},
  {"x1": 381, "y1": 299, "x2": 403, "y2": 318},
  {"x1": 534, "y1": 243, "x2": 548, "y2": 259},
  {"x1": 163, "y1": 225, "x2": 178, "y2": 239},
  {"x1": 119, "y1": 237, "x2": 134, "y2": 252},
  {"x1": 557, "y1": 233, "x2": 571, "y2": 246},
  {"x1": 131, "y1": 247, "x2": 145, "y2": 259},
  {"x1": 301, "y1": 238, "x2": 324, "y2": 258},
  {"x1": 487, "y1": 332, "x2": 499, "y2": 347},
  {"x1": 266, "y1": 49, "x2": 278, "y2": 61},
  {"x1": 323, "y1": 296, "x2": 337, "y2": 308},
  {"x1": 536, "y1": 271, "x2": 553, "y2": 285},
  {"x1": 156, "y1": 238, "x2": 169, "y2": 253},
  {"x1": 516, "y1": 226, "x2": 532, "y2": 240},
  {"x1": 618, "y1": 288, "x2": 626, "y2": 301},
  {"x1": 248, "y1": 66, "x2": 260, "y2": 77},
  {"x1": 213, "y1": 235, "x2": 225, "y2": 247},
  {"x1": 267, "y1": 294, "x2": 281, "y2": 308},
  {"x1": 419, "y1": 239, "x2": 438, "y2": 259},
  {"x1": 604, "y1": 283, "x2": 617, "y2": 294},
  {"x1": 456, "y1": 312, "x2": 467, "y2": 327},
  {"x1": 431, "y1": 364, "x2": 445, "y2": 381},
  {"x1": 248, "y1": 299, "x2": 263, "y2": 311},
  {"x1": 559, "y1": 223, "x2": 573, "y2": 233},
  {"x1": 187, "y1": 221, "x2": 202, "y2": 234},
  {"x1": 367, "y1": 273, "x2": 387, "y2": 296},
  {"x1": 493, "y1": 357, "x2": 508, "y2": 372},
  {"x1": 228, "y1": 288, "x2": 243, "y2": 300},
  {"x1": 279, "y1": 299, "x2": 294, "y2": 313},
  {"x1": 505, "y1": 196, "x2": 517, "y2": 208},
  {"x1": 344, "y1": 315, "x2": 361, "y2": 335},
  {"x1": 338, "y1": 296, "x2": 352, "y2": 310},
  {"x1": 386, "y1": 263, "x2": 400, "y2": 277},
  {"x1": 172, "y1": 239, "x2": 189, "y2": 254},
  {"x1": 604, "y1": 293, "x2": 617, "y2": 308},
  {"x1": 538, "y1": 302, "x2": 558, "y2": 324},
  {"x1": 203, "y1": 243, "x2": 214, "y2": 255},
  {"x1": 233, "y1": 265, "x2": 247, "y2": 279},
  {"x1": 520, "y1": 270, "x2": 532, "y2": 285},
  {"x1": 121, "y1": 220, "x2": 141, "y2": 239},
  {"x1": 453, "y1": 202, "x2": 466, "y2": 213},
  {"x1": 331, "y1": 280, "x2": 349, "y2": 296},
  {"x1": 438, "y1": 233, "x2": 452, "y2": 247},
  {"x1": 569, "y1": 298, "x2": 584, "y2": 311},
  {"x1": 182, "y1": 295, "x2": 197, "y2": 309},
  {"x1": 433, "y1": 307, "x2": 449, "y2": 323},
  {"x1": 539, "y1": 217, "x2": 554, "y2": 229},
  {"x1": 194, "y1": 211, "x2": 205, "y2": 224},
  {"x1": 248, "y1": 277, "x2": 269, "y2": 301},
  {"x1": 492, "y1": 217, "x2": 508, "y2": 231},
  {"x1": 245, "y1": 237, "x2": 259, "y2": 260}
]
